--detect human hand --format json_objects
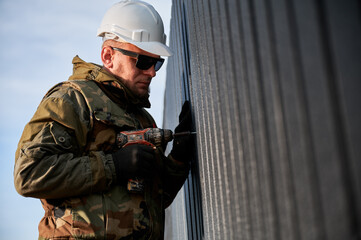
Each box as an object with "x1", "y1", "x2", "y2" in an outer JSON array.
[
  {"x1": 112, "y1": 144, "x2": 156, "y2": 181},
  {"x1": 170, "y1": 101, "x2": 195, "y2": 162}
]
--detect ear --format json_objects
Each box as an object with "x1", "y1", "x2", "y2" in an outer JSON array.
[{"x1": 101, "y1": 46, "x2": 114, "y2": 69}]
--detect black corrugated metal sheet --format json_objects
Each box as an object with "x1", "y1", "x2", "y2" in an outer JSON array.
[{"x1": 163, "y1": 0, "x2": 361, "y2": 239}]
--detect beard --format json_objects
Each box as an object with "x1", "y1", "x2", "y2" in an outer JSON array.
[
  {"x1": 136, "y1": 86, "x2": 150, "y2": 101},
  {"x1": 129, "y1": 81, "x2": 150, "y2": 99}
]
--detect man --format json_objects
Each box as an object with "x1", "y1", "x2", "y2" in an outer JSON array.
[{"x1": 14, "y1": 1, "x2": 193, "y2": 239}]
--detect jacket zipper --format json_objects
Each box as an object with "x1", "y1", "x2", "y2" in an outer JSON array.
[
  {"x1": 102, "y1": 193, "x2": 107, "y2": 240},
  {"x1": 145, "y1": 187, "x2": 154, "y2": 240}
]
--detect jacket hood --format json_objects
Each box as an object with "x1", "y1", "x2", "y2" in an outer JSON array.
[{"x1": 68, "y1": 55, "x2": 150, "y2": 108}]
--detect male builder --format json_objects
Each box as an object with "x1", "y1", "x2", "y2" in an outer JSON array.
[{"x1": 14, "y1": 1, "x2": 192, "y2": 239}]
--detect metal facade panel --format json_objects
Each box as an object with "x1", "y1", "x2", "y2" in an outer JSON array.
[{"x1": 164, "y1": 0, "x2": 361, "y2": 239}]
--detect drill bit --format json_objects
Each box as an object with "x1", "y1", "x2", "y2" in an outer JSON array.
[{"x1": 173, "y1": 131, "x2": 197, "y2": 137}]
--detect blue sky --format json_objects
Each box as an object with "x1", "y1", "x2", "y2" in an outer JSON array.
[{"x1": 0, "y1": 0, "x2": 171, "y2": 238}]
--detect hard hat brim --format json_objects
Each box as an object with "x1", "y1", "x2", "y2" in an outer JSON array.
[
  {"x1": 127, "y1": 39, "x2": 173, "y2": 57},
  {"x1": 99, "y1": 32, "x2": 173, "y2": 56}
]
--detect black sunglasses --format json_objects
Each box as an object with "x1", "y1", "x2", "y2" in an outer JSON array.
[{"x1": 111, "y1": 47, "x2": 165, "y2": 71}]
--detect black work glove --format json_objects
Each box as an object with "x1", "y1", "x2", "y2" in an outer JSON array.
[
  {"x1": 170, "y1": 101, "x2": 195, "y2": 162},
  {"x1": 112, "y1": 144, "x2": 156, "y2": 181}
]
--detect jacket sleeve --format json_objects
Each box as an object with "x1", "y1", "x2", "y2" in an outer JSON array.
[
  {"x1": 14, "y1": 86, "x2": 116, "y2": 199},
  {"x1": 162, "y1": 153, "x2": 190, "y2": 208}
]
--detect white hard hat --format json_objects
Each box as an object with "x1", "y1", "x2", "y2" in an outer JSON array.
[{"x1": 97, "y1": 0, "x2": 172, "y2": 56}]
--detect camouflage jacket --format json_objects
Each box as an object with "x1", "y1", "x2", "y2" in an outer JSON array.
[{"x1": 14, "y1": 56, "x2": 189, "y2": 240}]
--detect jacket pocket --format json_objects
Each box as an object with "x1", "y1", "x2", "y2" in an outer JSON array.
[
  {"x1": 50, "y1": 122, "x2": 73, "y2": 150},
  {"x1": 70, "y1": 195, "x2": 105, "y2": 239},
  {"x1": 103, "y1": 186, "x2": 135, "y2": 239}
]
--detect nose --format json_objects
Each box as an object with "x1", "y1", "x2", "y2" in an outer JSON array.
[{"x1": 142, "y1": 65, "x2": 156, "y2": 77}]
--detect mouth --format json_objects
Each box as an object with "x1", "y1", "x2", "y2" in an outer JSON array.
[
  {"x1": 137, "y1": 81, "x2": 150, "y2": 88},
  {"x1": 137, "y1": 79, "x2": 151, "y2": 88}
]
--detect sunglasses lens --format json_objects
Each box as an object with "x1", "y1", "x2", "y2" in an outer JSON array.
[
  {"x1": 137, "y1": 55, "x2": 164, "y2": 71},
  {"x1": 154, "y1": 59, "x2": 164, "y2": 71}
]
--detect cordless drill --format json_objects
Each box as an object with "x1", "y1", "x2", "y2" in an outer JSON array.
[
  {"x1": 116, "y1": 128, "x2": 174, "y2": 193},
  {"x1": 116, "y1": 128, "x2": 174, "y2": 149}
]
